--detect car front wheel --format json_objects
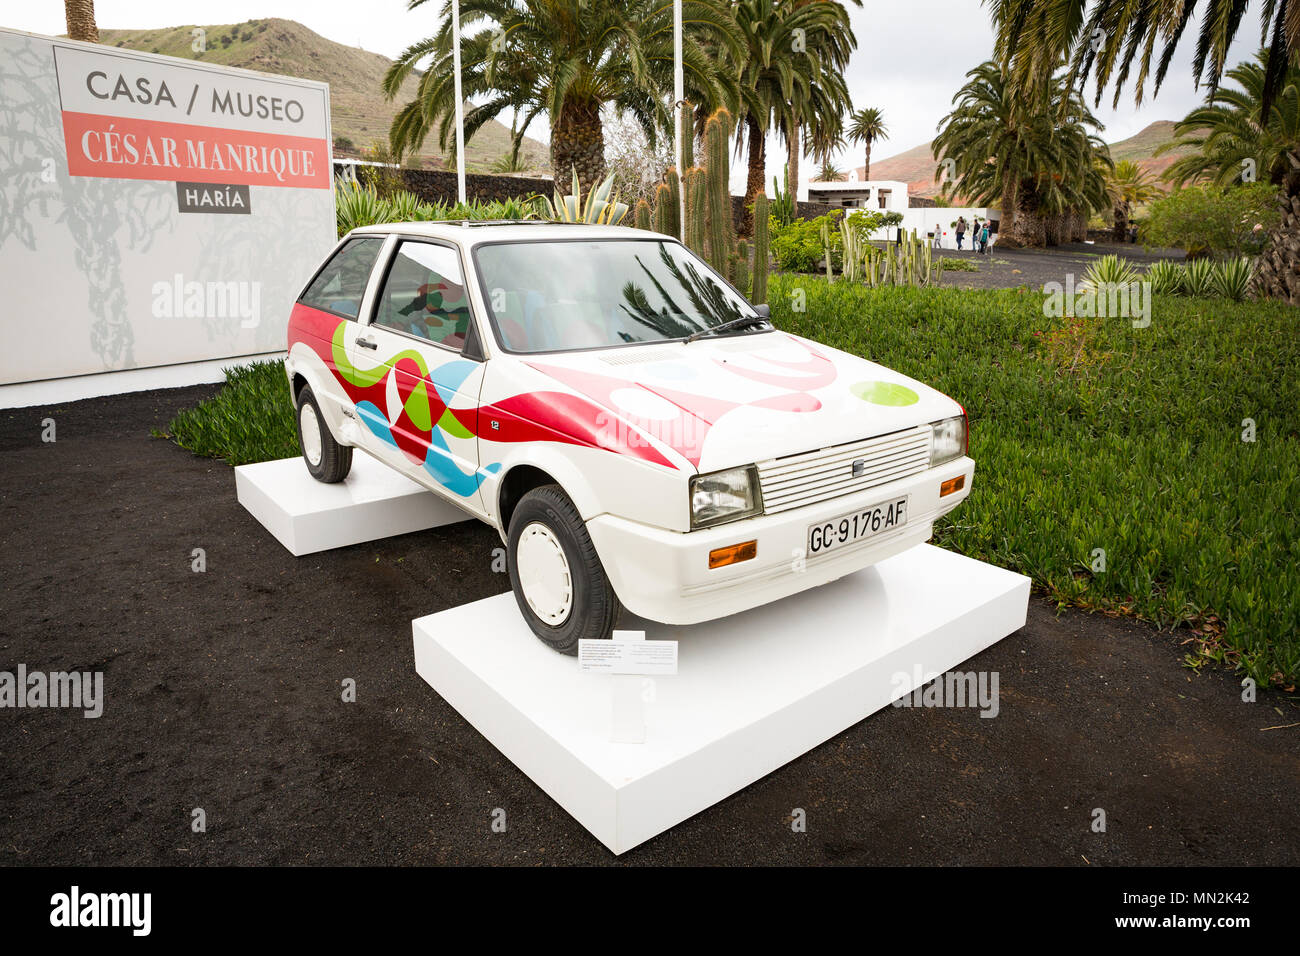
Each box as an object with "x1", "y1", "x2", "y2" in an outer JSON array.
[
  {"x1": 296, "y1": 385, "x2": 352, "y2": 483},
  {"x1": 507, "y1": 484, "x2": 621, "y2": 654}
]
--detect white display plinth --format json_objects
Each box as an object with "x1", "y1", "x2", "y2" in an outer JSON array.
[
  {"x1": 235, "y1": 454, "x2": 469, "y2": 556},
  {"x1": 413, "y1": 544, "x2": 1030, "y2": 854}
]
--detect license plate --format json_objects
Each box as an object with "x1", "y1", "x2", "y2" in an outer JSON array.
[{"x1": 807, "y1": 496, "x2": 909, "y2": 556}]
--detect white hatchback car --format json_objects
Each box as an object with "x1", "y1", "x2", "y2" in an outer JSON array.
[{"x1": 286, "y1": 222, "x2": 973, "y2": 653}]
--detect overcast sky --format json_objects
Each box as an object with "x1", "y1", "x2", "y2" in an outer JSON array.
[{"x1": 10, "y1": 0, "x2": 1257, "y2": 192}]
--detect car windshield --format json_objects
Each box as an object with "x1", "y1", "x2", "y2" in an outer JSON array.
[{"x1": 473, "y1": 238, "x2": 762, "y2": 353}]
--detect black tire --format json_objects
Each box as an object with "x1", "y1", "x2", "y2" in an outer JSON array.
[
  {"x1": 296, "y1": 385, "x2": 352, "y2": 483},
  {"x1": 506, "y1": 484, "x2": 621, "y2": 654}
]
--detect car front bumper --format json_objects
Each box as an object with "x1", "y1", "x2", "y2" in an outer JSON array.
[{"x1": 586, "y1": 457, "x2": 974, "y2": 625}]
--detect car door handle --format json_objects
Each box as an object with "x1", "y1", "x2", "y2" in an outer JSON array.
[{"x1": 356, "y1": 336, "x2": 377, "y2": 350}]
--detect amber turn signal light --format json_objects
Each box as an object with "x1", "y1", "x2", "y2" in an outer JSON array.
[
  {"x1": 940, "y1": 475, "x2": 966, "y2": 497},
  {"x1": 709, "y1": 540, "x2": 757, "y2": 569}
]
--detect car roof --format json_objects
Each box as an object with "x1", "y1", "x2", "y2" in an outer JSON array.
[{"x1": 347, "y1": 221, "x2": 673, "y2": 248}]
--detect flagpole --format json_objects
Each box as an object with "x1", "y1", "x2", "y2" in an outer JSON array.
[
  {"x1": 452, "y1": 0, "x2": 466, "y2": 205},
  {"x1": 673, "y1": 0, "x2": 684, "y2": 239}
]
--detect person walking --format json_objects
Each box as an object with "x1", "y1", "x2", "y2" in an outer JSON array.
[
  {"x1": 933, "y1": 224, "x2": 943, "y2": 249},
  {"x1": 955, "y1": 216, "x2": 966, "y2": 250},
  {"x1": 979, "y1": 220, "x2": 991, "y2": 254}
]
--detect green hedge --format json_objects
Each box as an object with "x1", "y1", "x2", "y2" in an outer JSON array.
[{"x1": 769, "y1": 275, "x2": 1299, "y2": 686}]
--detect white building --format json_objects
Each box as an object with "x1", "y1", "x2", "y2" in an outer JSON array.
[
  {"x1": 806, "y1": 178, "x2": 998, "y2": 250},
  {"x1": 807, "y1": 178, "x2": 909, "y2": 212}
]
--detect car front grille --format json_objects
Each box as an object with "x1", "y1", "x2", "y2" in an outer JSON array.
[{"x1": 756, "y1": 425, "x2": 932, "y2": 515}]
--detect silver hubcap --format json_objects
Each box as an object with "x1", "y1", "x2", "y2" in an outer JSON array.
[
  {"x1": 299, "y1": 402, "x2": 323, "y2": 467},
  {"x1": 516, "y1": 522, "x2": 573, "y2": 626}
]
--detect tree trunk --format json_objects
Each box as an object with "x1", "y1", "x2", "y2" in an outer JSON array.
[
  {"x1": 863, "y1": 141, "x2": 871, "y2": 181},
  {"x1": 786, "y1": 124, "x2": 799, "y2": 204},
  {"x1": 64, "y1": 0, "x2": 99, "y2": 42},
  {"x1": 1252, "y1": 154, "x2": 1300, "y2": 304},
  {"x1": 1071, "y1": 208, "x2": 1088, "y2": 242},
  {"x1": 1043, "y1": 212, "x2": 1063, "y2": 247},
  {"x1": 551, "y1": 97, "x2": 605, "y2": 197},
  {"x1": 1112, "y1": 201, "x2": 1129, "y2": 242},
  {"x1": 998, "y1": 166, "x2": 1017, "y2": 240},
  {"x1": 999, "y1": 178, "x2": 1045, "y2": 248},
  {"x1": 741, "y1": 114, "x2": 766, "y2": 237}
]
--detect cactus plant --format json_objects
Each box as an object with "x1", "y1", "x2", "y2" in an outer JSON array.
[
  {"x1": 654, "y1": 168, "x2": 681, "y2": 238},
  {"x1": 634, "y1": 199, "x2": 653, "y2": 231},
  {"x1": 703, "y1": 111, "x2": 734, "y2": 280},
  {"x1": 684, "y1": 168, "x2": 708, "y2": 256},
  {"x1": 751, "y1": 194, "x2": 770, "y2": 304},
  {"x1": 646, "y1": 108, "x2": 770, "y2": 305},
  {"x1": 734, "y1": 239, "x2": 750, "y2": 298}
]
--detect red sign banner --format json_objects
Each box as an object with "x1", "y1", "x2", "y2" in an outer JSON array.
[{"x1": 61, "y1": 110, "x2": 330, "y2": 189}]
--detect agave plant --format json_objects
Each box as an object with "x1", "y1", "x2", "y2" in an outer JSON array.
[
  {"x1": 386, "y1": 190, "x2": 426, "y2": 222},
  {"x1": 1182, "y1": 258, "x2": 1218, "y2": 297},
  {"x1": 1145, "y1": 260, "x2": 1185, "y2": 296},
  {"x1": 537, "y1": 169, "x2": 629, "y2": 225},
  {"x1": 1079, "y1": 254, "x2": 1140, "y2": 291},
  {"x1": 335, "y1": 181, "x2": 392, "y2": 236},
  {"x1": 1212, "y1": 257, "x2": 1255, "y2": 301}
]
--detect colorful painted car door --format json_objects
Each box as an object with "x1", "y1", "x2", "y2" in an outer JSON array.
[{"x1": 360, "y1": 239, "x2": 497, "y2": 511}]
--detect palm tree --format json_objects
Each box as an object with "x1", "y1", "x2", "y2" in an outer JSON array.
[
  {"x1": 64, "y1": 0, "x2": 98, "y2": 42},
  {"x1": 1157, "y1": 52, "x2": 1300, "y2": 189},
  {"x1": 729, "y1": 0, "x2": 856, "y2": 232},
  {"x1": 781, "y1": 75, "x2": 852, "y2": 208},
  {"x1": 815, "y1": 160, "x2": 845, "y2": 181},
  {"x1": 1107, "y1": 159, "x2": 1159, "y2": 241},
  {"x1": 846, "y1": 107, "x2": 888, "y2": 180},
  {"x1": 934, "y1": 63, "x2": 1112, "y2": 247},
  {"x1": 990, "y1": 0, "x2": 1300, "y2": 302},
  {"x1": 384, "y1": 0, "x2": 743, "y2": 193}
]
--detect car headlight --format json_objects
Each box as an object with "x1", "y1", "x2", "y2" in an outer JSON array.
[
  {"x1": 930, "y1": 415, "x2": 967, "y2": 467},
  {"x1": 689, "y1": 465, "x2": 762, "y2": 529}
]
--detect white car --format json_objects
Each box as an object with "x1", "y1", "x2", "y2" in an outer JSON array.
[{"x1": 286, "y1": 222, "x2": 972, "y2": 653}]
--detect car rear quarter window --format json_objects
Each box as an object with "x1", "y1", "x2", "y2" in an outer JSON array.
[{"x1": 299, "y1": 237, "x2": 384, "y2": 319}]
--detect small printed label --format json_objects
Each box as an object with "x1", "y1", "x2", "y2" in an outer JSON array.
[
  {"x1": 579, "y1": 631, "x2": 678, "y2": 675},
  {"x1": 176, "y1": 181, "x2": 250, "y2": 214}
]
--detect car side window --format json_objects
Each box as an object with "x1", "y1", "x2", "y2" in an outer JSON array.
[
  {"x1": 300, "y1": 237, "x2": 384, "y2": 319},
  {"x1": 372, "y1": 241, "x2": 471, "y2": 350}
]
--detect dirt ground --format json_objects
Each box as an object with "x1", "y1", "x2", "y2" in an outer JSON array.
[
  {"x1": 937, "y1": 240, "x2": 1182, "y2": 292},
  {"x1": 1, "y1": 383, "x2": 1296, "y2": 866}
]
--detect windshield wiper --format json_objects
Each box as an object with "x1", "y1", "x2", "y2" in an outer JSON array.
[{"x1": 682, "y1": 306, "x2": 772, "y2": 344}]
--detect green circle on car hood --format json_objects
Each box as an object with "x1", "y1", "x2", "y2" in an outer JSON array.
[{"x1": 851, "y1": 380, "x2": 920, "y2": 406}]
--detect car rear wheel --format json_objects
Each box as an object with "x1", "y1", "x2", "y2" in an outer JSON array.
[
  {"x1": 296, "y1": 385, "x2": 352, "y2": 483},
  {"x1": 507, "y1": 484, "x2": 620, "y2": 654}
]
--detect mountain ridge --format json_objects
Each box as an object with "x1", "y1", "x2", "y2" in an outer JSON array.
[
  {"x1": 98, "y1": 18, "x2": 550, "y2": 176},
  {"x1": 833, "y1": 120, "x2": 1193, "y2": 198}
]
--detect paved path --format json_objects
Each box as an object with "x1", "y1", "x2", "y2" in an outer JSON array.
[{"x1": 937, "y1": 241, "x2": 1184, "y2": 291}]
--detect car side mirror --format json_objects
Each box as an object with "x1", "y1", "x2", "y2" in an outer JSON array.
[{"x1": 753, "y1": 303, "x2": 770, "y2": 320}]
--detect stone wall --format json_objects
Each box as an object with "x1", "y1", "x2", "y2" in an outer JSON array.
[{"x1": 341, "y1": 163, "x2": 554, "y2": 205}]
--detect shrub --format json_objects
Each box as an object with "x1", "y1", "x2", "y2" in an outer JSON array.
[
  {"x1": 155, "y1": 361, "x2": 297, "y2": 466},
  {"x1": 770, "y1": 213, "x2": 836, "y2": 272},
  {"x1": 333, "y1": 182, "x2": 539, "y2": 236},
  {"x1": 1140, "y1": 183, "x2": 1280, "y2": 257}
]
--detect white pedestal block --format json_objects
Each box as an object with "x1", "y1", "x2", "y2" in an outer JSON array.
[
  {"x1": 235, "y1": 454, "x2": 469, "y2": 556},
  {"x1": 412, "y1": 544, "x2": 1030, "y2": 854}
]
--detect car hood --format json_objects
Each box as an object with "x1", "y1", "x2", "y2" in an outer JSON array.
[{"x1": 517, "y1": 330, "x2": 963, "y2": 474}]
